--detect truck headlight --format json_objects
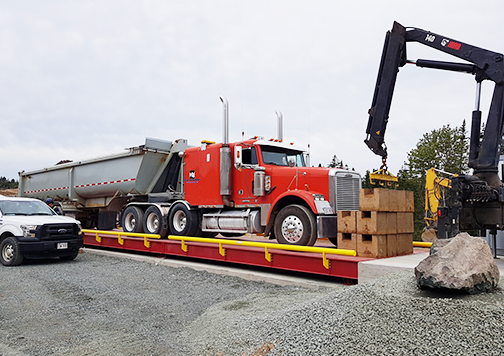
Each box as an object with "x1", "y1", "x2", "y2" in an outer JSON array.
[
  {"x1": 77, "y1": 223, "x2": 82, "y2": 235},
  {"x1": 21, "y1": 225, "x2": 38, "y2": 238},
  {"x1": 313, "y1": 194, "x2": 325, "y2": 201}
]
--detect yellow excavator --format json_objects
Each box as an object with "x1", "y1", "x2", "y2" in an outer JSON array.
[{"x1": 421, "y1": 168, "x2": 457, "y2": 241}]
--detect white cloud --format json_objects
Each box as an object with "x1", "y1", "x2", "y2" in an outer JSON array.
[{"x1": 1, "y1": 0, "x2": 502, "y2": 180}]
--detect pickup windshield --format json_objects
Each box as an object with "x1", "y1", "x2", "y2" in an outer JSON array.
[
  {"x1": 260, "y1": 146, "x2": 306, "y2": 167},
  {"x1": 0, "y1": 200, "x2": 56, "y2": 216}
]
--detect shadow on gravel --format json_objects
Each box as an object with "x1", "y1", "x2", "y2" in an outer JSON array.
[
  {"x1": 15, "y1": 257, "x2": 82, "y2": 266},
  {"x1": 414, "y1": 285, "x2": 502, "y2": 299}
]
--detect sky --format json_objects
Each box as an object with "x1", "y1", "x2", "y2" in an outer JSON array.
[{"x1": 1, "y1": 0, "x2": 503, "y2": 180}]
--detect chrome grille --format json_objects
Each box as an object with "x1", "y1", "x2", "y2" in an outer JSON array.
[{"x1": 329, "y1": 170, "x2": 361, "y2": 212}]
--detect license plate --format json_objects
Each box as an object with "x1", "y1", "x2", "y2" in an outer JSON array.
[{"x1": 57, "y1": 242, "x2": 68, "y2": 249}]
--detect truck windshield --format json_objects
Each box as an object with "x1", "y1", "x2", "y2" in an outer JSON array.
[
  {"x1": 0, "y1": 200, "x2": 56, "y2": 216},
  {"x1": 260, "y1": 146, "x2": 306, "y2": 167}
]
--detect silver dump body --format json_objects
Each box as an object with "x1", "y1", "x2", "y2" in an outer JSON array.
[{"x1": 19, "y1": 138, "x2": 187, "y2": 208}]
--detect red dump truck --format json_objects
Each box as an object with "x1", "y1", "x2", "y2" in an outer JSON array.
[{"x1": 19, "y1": 97, "x2": 361, "y2": 246}]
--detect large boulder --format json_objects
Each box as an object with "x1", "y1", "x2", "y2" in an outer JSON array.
[{"x1": 415, "y1": 232, "x2": 500, "y2": 294}]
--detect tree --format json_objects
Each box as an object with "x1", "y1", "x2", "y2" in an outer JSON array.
[
  {"x1": 328, "y1": 155, "x2": 343, "y2": 168},
  {"x1": 327, "y1": 155, "x2": 352, "y2": 170},
  {"x1": 398, "y1": 122, "x2": 468, "y2": 239},
  {"x1": 0, "y1": 177, "x2": 18, "y2": 189},
  {"x1": 405, "y1": 122, "x2": 468, "y2": 177}
]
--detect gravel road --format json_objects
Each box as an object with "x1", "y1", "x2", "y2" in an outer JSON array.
[{"x1": 1, "y1": 249, "x2": 503, "y2": 356}]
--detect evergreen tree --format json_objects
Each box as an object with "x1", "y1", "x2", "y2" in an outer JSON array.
[
  {"x1": 398, "y1": 121, "x2": 468, "y2": 239},
  {"x1": 0, "y1": 177, "x2": 18, "y2": 189}
]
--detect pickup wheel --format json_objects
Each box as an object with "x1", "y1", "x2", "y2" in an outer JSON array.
[
  {"x1": 274, "y1": 205, "x2": 317, "y2": 246},
  {"x1": 143, "y1": 206, "x2": 169, "y2": 238},
  {"x1": 0, "y1": 237, "x2": 24, "y2": 266},
  {"x1": 169, "y1": 203, "x2": 199, "y2": 236},
  {"x1": 122, "y1": 206, "x2": 144, "y2": 233}
]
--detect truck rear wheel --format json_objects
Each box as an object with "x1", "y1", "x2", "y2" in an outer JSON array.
[
  {"x1": 143, "y1": 206, "x2": 169, "y2": 238},
  {"x1": 122, "y1": 206, "x2": 144, "y2": 233},
  {"x1": 169, "y1": 204, "x2": 199, "y2": 236},
  {"x1": 274, "y1": 205, "x2": 317, "y2": 246},
  {"x1": 0, "y1": 237, "x2": 24, "y2": 266}
]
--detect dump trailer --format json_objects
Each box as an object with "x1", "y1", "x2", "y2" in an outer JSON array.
[{"x1": 19, "y1": 97, "x2": 361, "y2": 246}]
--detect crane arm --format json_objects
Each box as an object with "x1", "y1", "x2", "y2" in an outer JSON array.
[{"x1": 365, "y1": 21, "x2": 504, "y2": 176}]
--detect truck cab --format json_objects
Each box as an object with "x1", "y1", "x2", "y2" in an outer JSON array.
[
  {"x1": 0, "y1": 195, "x2": 83, "y2": 266},
  {"x1": 181, "y1": 138, "x2": 361, "y2": 245}
]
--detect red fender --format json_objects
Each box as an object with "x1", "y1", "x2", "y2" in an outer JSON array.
[{"x1": 267, "y1": 189, "x2": 324, "y2": 223}]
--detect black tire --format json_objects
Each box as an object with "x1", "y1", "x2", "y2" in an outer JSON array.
[
  {"x1": 121, "y1": 206, "x2": 144, "y2": 233},
  {"x1": 143, "y1": 206, "x2": 169, "y2": 238},
  {"x1": 59, "y1": 250, "x2": 80, "y2": 261},
  {"x1": 0, "y1": 236, "x2": 24, "y2": 266},
  {"x1": 328, "y1": 237, "x2": 338, "y2": 247},
  {"x1": 168, "y1": 203, "x2": 199, "y2": 236},
  {"x1": 81, "y1": 220, "x2": 96, "y2": 229},
  {"x1": 220, "y1": 233, "x2": 244, "y2": 238},
  {"x1": 202, "y1": 231, "x2": 218, "y2": 238},
  {"x1": 274, "y1": 204, "x2": 317, "y2": 246}
]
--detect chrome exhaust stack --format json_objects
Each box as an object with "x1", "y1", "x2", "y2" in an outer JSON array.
[
  {"x1": 219, "y1": 96, "x2": 233, "y2": 206},
  {"x1": 220, "y1": 96, "x2": 229, "y2": 145},
  {"x1": 276, "y1": 110, "x2": 283, "y2": 142}
]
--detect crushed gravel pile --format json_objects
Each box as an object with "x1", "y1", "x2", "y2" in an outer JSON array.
[
  {"x1": 0, "y1": 251, "x2": 300, "y2": 355},
  {"x1": 180, "y1": 270, "x2": 504, "y2": 356},
  {"x1": 1, "y1": 250, "x2": 503, "y2": 356}
]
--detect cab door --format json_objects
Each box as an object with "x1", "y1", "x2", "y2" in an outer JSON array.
[{"x1": 231, "y1": 146, "x2": 260, "y2": 203}]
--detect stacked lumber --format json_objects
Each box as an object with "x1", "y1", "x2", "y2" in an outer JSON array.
[{"x1": 337, "y1": 188, "x2": 414, "y2": 258}]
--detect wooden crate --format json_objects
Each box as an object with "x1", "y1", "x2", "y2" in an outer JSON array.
[
  {"x1": 356, "y1": 234, "x2": 388, "y2": 258},
  {"x1": 397, "y1": 212, "x2": 414, "y2": 233},
  {"x1": 357, "y1": 211, "x2": 397, "y2": 235},
  {"x1": 397, "y1": 233, "x2": 414, "y2": 255},
  {"x1": 403, "y1": 191, "x2": 415, "y2": 212},
  {"x1": 337, "y1": 232, "x2": 357, "y2": 251},
  {"x1": 337, "y1": 211, "x2": 357, "y2": 233},
  {"x1": 386, "y1": 234, "x2": 398, "y2": 257},
  {"x1": 359, "y1": 188, "x2": 414, "y2": 212}
]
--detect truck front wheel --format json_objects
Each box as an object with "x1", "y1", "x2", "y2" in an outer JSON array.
[
  {"x1": 274, "y1": 205, "x2": 317, "y2": 246},
  {"x1": 122, "y1": 206, "x2": 144, "y2": 233},
  {"x1": 169, "y1": 204, "x2": 199, "y2": 236},
  {"x1": 0, "y1": 237, "x2": 24, "y2": 266}
]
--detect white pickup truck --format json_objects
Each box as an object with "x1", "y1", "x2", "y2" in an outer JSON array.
[{"x1": 0, "y1": 195, "x2": 83, "y2": 266}]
